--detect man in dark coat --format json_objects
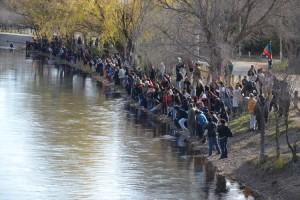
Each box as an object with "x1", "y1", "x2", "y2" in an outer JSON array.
[
  {"x1": 217, "y1": 119, "x2": 233, "y2": 159},
  {"x1": 204, "y1": 117, "x2": 221, "y2": 156},
  {"x1": 254, "y1": 95, "x2": 269, "y2": 130}
]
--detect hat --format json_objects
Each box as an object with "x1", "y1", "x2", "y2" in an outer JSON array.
[{"x1": 249, "y1": 93, "x2": 254, "y2": 97}]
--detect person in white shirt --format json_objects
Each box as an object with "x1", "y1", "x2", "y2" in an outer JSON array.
[
  {"x1": 232, "y1": 84, "x2": 242, "y2": 116},
  {"x1": 256, "y1": 68, "x2": 265, "y2": 95},
  {"x1": 118, "y1": 67, "x2": 126, "y2": 87},
  {"x1": 159, "y1": 62, "x2": 165, "y2": 80}
]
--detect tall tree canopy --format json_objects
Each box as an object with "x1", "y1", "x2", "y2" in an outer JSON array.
[{"x1": 8, "y1": 0, "x2": 293, "y2": 75}]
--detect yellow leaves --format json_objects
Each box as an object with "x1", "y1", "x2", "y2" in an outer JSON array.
[{"x1": 14, "y1": 0, "x2": 151, "y2": 48}]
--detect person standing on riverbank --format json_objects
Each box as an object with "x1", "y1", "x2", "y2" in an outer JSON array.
[
  {"x1": 176, "y1": 57, "x2": 184, "y2": 92},
  {"x1": 217, "y1": 119, "x2": 233, "y2": 159},
  {"x1": 187, "y1": 103, "x2": 196, "y2": 136},
  {"x1": 118, "y1": 66, "x2": 126, "y2": 87},
  {"x1": 205, "y1": 117, "x2": 221, "y2": 156},
  {"x1": 248, "y1": 93, "x2": 257, "y2": 131},
  {"x1": 247, "y1": 65, "x2": 257, "y2": 82},
  {"x1": 232, "y1": 84, "x2": 242, "y2": 116}
]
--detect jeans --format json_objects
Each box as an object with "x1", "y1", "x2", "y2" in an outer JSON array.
[
  {"x1": 219, "y1": 137, "x2": 228, "y2": 158},
  {"x1": 208, "y1": 137, "x2": 220, "y2": 156},
  {"x1": 176, "y1": 81, "x2": 182, "y2": 91},
  {"x1": 196, "y1": 124, "x2": 204, "y2": 138},
  {"x1": 178, "y1": 118, "x2": 187, "y2": 129},
  {"x1": 249, "y1": 113, "x2": 256, "y2": 130},
  {"x1": 189, "y1": 123, "x2": 196, "y2": 136}
]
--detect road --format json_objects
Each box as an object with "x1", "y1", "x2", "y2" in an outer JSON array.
[
  {"x1": 233, "y1": 60, "x2": 300, "y2": 91},
  {"x1": 232, "y1": 60, "x2": 268, "y2": 76}
]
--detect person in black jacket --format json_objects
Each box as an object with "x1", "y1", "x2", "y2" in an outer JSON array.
[
  {"x1": 204, "y1": 117, "x2": 220, "y2": 156},
  {"x1": 217, "y1": 119, "x2": 233, "y2": 159}
]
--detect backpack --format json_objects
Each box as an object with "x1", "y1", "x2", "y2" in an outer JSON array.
[{"x1": 197, "y1": 113, "x2": 208, "y2": 127}]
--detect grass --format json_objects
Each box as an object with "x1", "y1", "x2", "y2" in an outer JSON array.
[
  {"x1": 272, "y1": 59, "x2": 288, "y2": 72},
  {"x1": 230, "y1": 113, "x2": 249, "y2": 134},
  {"x1": 266, "y1": 111, "x2": 300, "y2": 138},
  {"x1": 252, "y1": 154, "x2": 291, "y2": 173}
]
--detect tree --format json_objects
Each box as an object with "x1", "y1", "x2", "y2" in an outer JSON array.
[
  {"x1": 113, "y1": 0, "x2": 154, "y2": 63},
  {"x1": 156, "y1": 0, "x2": 283, "y2": 80},
  {"x1": 278, "y1": 76, "x2": 298, "y2": 163},
  {"x1": 10, "y1": 0, "x2": 153, "y2": 62},
  {"x1": 254, "y1": 95, "x2": 269, "y2": 162},
  {"x1": 278, "y1": 0, "x2": 300, "y2": 73}
]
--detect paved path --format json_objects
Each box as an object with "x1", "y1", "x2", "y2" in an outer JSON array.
[
  {"x1": 233, "y1": 60, "x2": 300, "y2": 91},
  {"x1": 232, "y1": 60, "x2": 268, "y2": 76}
]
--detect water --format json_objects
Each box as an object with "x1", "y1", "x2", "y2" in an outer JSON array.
[{"x1": 0, "y1": 50, "x2": 255, "y2": 200}]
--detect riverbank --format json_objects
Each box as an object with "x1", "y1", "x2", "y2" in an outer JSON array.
[
  {"x1": 44, "y1": 53, "x2": 300, "y2": 200},
  {"x1": 127, "y1": 100, "x2": 300, "y2": 200},
  {"x1": 207, "y1": 111, "x2": 300, "y2": 200}
]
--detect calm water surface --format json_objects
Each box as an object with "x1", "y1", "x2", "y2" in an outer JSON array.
[{"x1": 0, "y1": 50, "x2": 255, "y2": 200}]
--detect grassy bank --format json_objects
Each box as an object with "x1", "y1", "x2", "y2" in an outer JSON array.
[{"x1": 207, "y1": 110, "x2": 300, "y2": 200}]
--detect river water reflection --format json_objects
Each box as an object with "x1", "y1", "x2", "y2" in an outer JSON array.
[{"x1": 0, "y1": 50, "x2": 255, "y2": 200}]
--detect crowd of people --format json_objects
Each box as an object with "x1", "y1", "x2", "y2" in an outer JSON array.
[{"x1": 28, "y1": 36, "x2": 297, "y2": 160}]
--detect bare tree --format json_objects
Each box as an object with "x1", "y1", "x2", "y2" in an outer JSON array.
[
  {"x1": 280, "y1": 77, "x2": 298, "y2": 163},
  {"x1": 155, "y1": 0, "x2": 283, "y2": 80},
  {"x1": 254, "y1": 95, "x2": 269, "y2": 162},
  {"x1": 267, "y1": 0, "x2": 300, "y2": 73},
  {"x1": 273, "y1": 73, "x2": 299, "y2": 163}
]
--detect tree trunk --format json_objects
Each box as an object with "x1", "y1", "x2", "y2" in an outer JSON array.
[
  {"x1": 258, "y1": 105, "x2": 266, "y2": 163},
  {"x1": 275, "y1": 112, "x2": 281, "y2": 159},
  {"x1": 210, "y1": 55, "x2": 222, "y2": 82},
  {"x1": 285, "y1": 114, "x2": 298, "y2": 163},
  {"x1": 124, "y1": 39, "x2": 128, "y2": 61},
  {"x1": 209, "y1": 44, "x2": 223, "y2": 81},
  {"x1": 259, "y1": 126, "x2": 265, "y2": 162}
]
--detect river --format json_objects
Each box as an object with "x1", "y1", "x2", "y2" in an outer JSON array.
[{"x1": 0, "y1": 50, "x2": 255, "y2": 200}]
